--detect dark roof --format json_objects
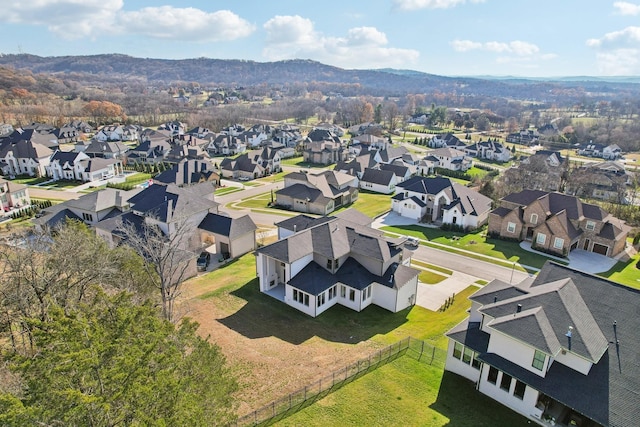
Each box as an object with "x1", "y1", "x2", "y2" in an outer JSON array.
[
  {"x1": 397, "y1": 176, "x2": 453, "y2": 195},
  {"x1": 360, "y1": 168, "x2": 395, "y2": 186},
  {"x1": 276, "y1": 183, "x2": 330, "y2": 205},
  {"x1": 275, "y1": 214, "x2": 333, "y2": 232},
  {"x1": 154, "y1": 159, "x2": 217, "y2": 186},
  {"x1": 501, "y1": 189, "x2": 549, "y2": 206},
  {"x1": 288, "y1": 257, "x2": 418, "y2": 295},
  {"x1": 471, "y1": 262, "x2": 640, "y2": 426},
  {"x1": 198, "y1": 213, "x2": 257, "y2": 239},
  {"x1": 332, "y1": 208, "x2": 373, "y2": 227},
  {"x1": 490, "y1": 206, "x2": 514, "y2": 218},
  {"x1": 446, "y1": 320, "x2": 490, "y2": 354}
]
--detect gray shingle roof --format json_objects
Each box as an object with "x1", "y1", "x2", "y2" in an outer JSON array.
[
  {"x1": 198, "y1": 213, "x2": 257, "y2": 239},
  {"x1": 469, "y1": 262, "x2": 640, "y2": 427},
  {"x1": 360, "y1": 168, "x2": 395, "y2": 186}
]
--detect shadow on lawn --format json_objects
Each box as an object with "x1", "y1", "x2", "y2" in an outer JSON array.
[
  {"x1": 217, "y1": 278, "x2": 410, "y2": 345},
  {"x1": 430, "y1": 371, "x2": 530, "y2": 426}
]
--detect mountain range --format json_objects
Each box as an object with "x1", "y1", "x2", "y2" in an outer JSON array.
[{"x1": 1, "y1": 53, "x2": 639, "y2": 102}]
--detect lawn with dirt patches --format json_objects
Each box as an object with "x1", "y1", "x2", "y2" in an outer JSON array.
[{"x1": 180, "y1": 253, "x2": 475, "y2": 417}]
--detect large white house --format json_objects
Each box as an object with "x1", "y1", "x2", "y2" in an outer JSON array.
[
  {"x1": 255, "y1": 216, "x2": 419, "y2": 317},
  {"x1": 391, "y1": 176, "x2": 492, "y2": 228},
  {"x1": 445, "y1": 262, "x2": 640, "y2": 427}
]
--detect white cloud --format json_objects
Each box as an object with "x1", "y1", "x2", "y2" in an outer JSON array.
[
  {"x1": 116, "y1": 7, "x2": 254, "y2": 41},
  {"x1": 262, "y1": 16, "x2": 419, "y2": 69},
  {"x1": 587, "y1": 26, "x2": 640, "y2": 74},
  {"x1": 393, "y1": 0, "x2": 485, "y2": 11},
  {"x1": 451, "y1": 39, "x2": 540, "y2": 56},
  {"x1": 0, "y1": 1, "x2": 254, "y2": 42},
  {"x1": 0, "y1": 0, "x2": 123, "y2": 39},
  {"x1": 613, "y1": 1, "x2": 640, "y2": 15}
]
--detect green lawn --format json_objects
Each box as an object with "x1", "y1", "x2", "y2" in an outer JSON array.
[
  {"x1": 12, "y1": 175, "x2": 49, "y2": 185},
  {"x1": 275, "y1": 357, "x2": 529, "y2": 427},
  {"x1": 280, "y1": 157, "x2": 328, "y2": 168},
  {"x1": 125, "y1": 172, "x2": 153, "y2": 185},
  {"x1": 411, "y1": 260, "x2": 453, "y2": 275},
  {"x1": 256, "y1": 171, "x2": 287, "y2": 182},
  {"x1": 334, "y1": 191, "x2": 391, "y2": 218},
  {"x1": 382, "y1": 225, "x2": 555, "y2": 269},
  {"x1": 215, "y1": 186, "x2": 243, "y2": 196},
  {"x1": 234, "y1": 192, "x2": 274, "y2": 209},
  {"x1": 599, "y1": 255, "x2": 640, "y2": 289},
  {"x1": 465, "y1": 166, "x2": 490, "y2": 179},
  {"x1": 419, "y1": 270, "x2": 447, "y2": 284}
]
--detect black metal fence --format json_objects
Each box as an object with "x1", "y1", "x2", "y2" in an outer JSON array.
[{"x1": 235, "y1": 336, "x2": 447, "y2": 426}]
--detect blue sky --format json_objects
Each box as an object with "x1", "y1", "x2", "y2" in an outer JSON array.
[{"x1": 1, "y1": 0, "x2": 639, "y2": 77}]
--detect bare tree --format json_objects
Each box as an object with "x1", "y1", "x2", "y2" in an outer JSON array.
[{"x1": 116, "y1": 215, "x2": 198, "y2": 323}]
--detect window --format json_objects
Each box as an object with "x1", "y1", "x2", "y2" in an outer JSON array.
[
  {"x1": 316, "y1": 292, "x2": 325, "y2": 307},
  {"x1": 362, "y1": 289, "x2": 367, "y2": 301},
  {"x1": 453, "y1": 342, "x2": 463, "y2": 359},
  {"x1": 507, "y1": 222, "x2": 516, "y2": 233},
  {"x1": 349, "y1": 289, "x2": 355, "y2": 301},
  {"x1": 82, "y1": 212, "x2": 94, "y2": 222},
  {"x1": 530, "y1": 213, "x2": 538, "y2": 224},
  {"x1": 500, "y1": 373, "x2": 512, "y2": 391},
  {"x1": 536, "y1": 233, "x2": 546, "y2": 245},
  {"x1": 462, "y1": 347, "x2": 473, "y2": 364},
  {"x1": 293, "y1": 289, "x2": 308, "y2": 306},
  {"x1": 326, "y1": 259, "x2": 333, "y2": 270},
  {"x1": 513, "y1": 380, "x2": 526, "y2": 400},
  {"x1": 487, "y1": 366, "x2": 498, "y2": 384},
  {"x1": 553, "y1": 237, "x2": 564, "y2": 250},
  {"x1": 341, "y1": 286, "x2": 346, "y2": 298},
  {"x1": 532, "y1": 350, "x2": 546, "y2": 371},
  {"x1": 367, "y1": 286, "x2": 372, "y2": 299},
  {"x1": 304, "y1": 294, "x2": 309, "y2": 306},
  {"x1": 471, "y1": 353, "x2": 481, "y2": 370},
  {"x1": 586, "y1": 220, "x2": 596, "y2": 231}
]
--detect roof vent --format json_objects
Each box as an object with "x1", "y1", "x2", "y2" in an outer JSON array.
[
  {"x1": 566, "y1": 326, "x2": 573, "y2": 351},
  {"x1": 516, "y1": 304, "x2": 522, "y2": 313},
  {"x1": 493, "y1": 296, "x2": 498, "y2": 303}
]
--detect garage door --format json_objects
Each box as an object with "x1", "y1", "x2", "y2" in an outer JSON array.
[{"x1": 592, "y1": 243, "x2": 608, "y2": 256}]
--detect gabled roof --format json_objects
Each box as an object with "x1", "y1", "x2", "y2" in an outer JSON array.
[
  {"x1": 397, "y1": 176, "x2": 453, "y2": 195},
  {"x1": 198, "y1": 213, "x2": 257, "y2": 239},
  {"x1": 154, "y1": 159, "x2": 217, "y2": 186},
  {"x1": 275, "y1": 214, "x2": 333, "y2": 233},
  {"x1": 360, "y1": 168, "x2": 395, "y2": 186},
  {"x1": 127, "y1": 182, "x2": 217, "y2": 223},
  {"x1": 472, "y1": 262, "x2": 640, "y2": 427},
  {"x1": 66, "y1": 187, "x2": 139, "y2": 212}
]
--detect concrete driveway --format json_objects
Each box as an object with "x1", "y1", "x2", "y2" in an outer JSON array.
[{"x1": 519, "y1": 242, "x2": 617, "y2": 274}]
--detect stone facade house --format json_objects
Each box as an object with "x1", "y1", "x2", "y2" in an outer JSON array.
[
  {"x1": 276, "y1": 170, "x2": 358, "y2": 215},
  {"x1": 488, "y1": 190, "x2": 629, "y2": 258}
]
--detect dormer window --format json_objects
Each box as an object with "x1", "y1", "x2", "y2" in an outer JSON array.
[
  {"x1": 530, "y1": 213, "x2": 538, "y2": 224},
  {"x1": 586, "y1": 220, "x2": 596, "y2": 231},
  {"x1": 532, "y1": 349, "x2": 546, "y2": 371}
]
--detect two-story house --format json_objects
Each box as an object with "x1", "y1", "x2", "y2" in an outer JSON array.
[
  {"x1": 464, "y1": 140, "x2": 512, "y2": 163},
  {"x1": 0, "y1": 139, "x2": 53, "y2": 177},
  {"x1": 425, "y1": 147, "x2": 473, "y2": 171},
  {"x1": 0, "y1": 178, "x2": 30, "y2": 214},
  {"x1": 391, "y1": 176, "x2": 492, "y2": 228},
  {"x1": 428, "y1": 133, "x2": 467, "y2": 149},
  {"x1": 255, "y1": 216, "x2": 419, "y2": 317},
  {"x1": 276, "y1": 170, "x2": 358, "y2": 215},
  {"x1": 488, "y1": 190, "x2": 629, "y2": 258},
  {"x1": 445, "y1": 261, "x2": 640, "y2": 427}
]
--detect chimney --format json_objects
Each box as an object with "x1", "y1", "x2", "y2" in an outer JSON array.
[
  {"x1": 293, "y1": 224, "x2": 297, "y2": 232},
  {"x1": 115, "y1": 190, "x2": 122, "y2": 207},
  {"x1": 516, "y1": 304, "x2": 522, "y2": 313}
]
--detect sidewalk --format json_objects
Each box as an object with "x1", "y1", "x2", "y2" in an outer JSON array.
[{"x1": 414, "y1": 270, "x2": 481, "y2": 311}]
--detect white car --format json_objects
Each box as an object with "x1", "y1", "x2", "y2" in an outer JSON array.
[{"x1": 405, "y1": 236, "x2": 420, "y2": 247}]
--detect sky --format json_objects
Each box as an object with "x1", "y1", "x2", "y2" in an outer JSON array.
[{"x1": 1, "y1": 0, "x2": 640, "y2": 77}]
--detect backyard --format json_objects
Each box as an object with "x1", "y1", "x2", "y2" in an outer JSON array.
[{"x1": 181, "y1": 253, "x2": 483, "y2": 420}]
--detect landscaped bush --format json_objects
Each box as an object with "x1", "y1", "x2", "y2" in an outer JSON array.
[
  {"x1": 434, "y1": 168, "x2": 471, "y2": 181},
  {"x1": 107, "y1": 182, "x2": 136, "y2": 191}
]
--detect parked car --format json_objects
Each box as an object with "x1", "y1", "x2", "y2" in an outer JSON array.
[
  {"x1": 404, "y1": 236, "x2": 419, "y2": 247},
  {"x1": 197, "y1": 251, "x2": 211, "y2": 271}
]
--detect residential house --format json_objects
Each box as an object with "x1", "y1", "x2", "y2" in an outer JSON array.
[
  {"x1": 567, "y1": 161, "x2": 633, "y2": 203},
  {"x1": 218, "y1": 147, "x2": 280, "y2": 180},
  {"x1": 273, "y1": 124, "x2": 303, "y2": 148},
  {"x1": 0, "y1": 178, "x2": 30, "y2": 214},
  {"x1": 602, "y1": 144, "x2": 622, "y2": 160},
  {"x1": 0, "y1": 139, "x2": 53, "y2": 177},
  {"x1": 164, "y1": 142, "x2": 210, "y2": 164},
  {"x1": 464, "y1": 140, "x2": 512, "y2": 163},
  {"x1": 380, "y1": 162, "x2": 413, "y2": 183},
  {"x1": 82, "y1": 140, "x2": 129, "y2": 159},
  {"x1": 255, "y1": 216, "x2": 419, "y2": 317},
  {"x1": 198, "y1": 213, "x2": 257, "y2": 259},
  {"x1": 506, "y1": 129, "x2": 539, "y2": 145},
  {"x1": 425, "y1": 147, "x2": 473, "y2": 171},
  {"x1": 391, "y1": 176, "x2": 492, "y2": 228},
  {"x1": 577, "y1": 143, "x2": 623, "y2": 160},
  {"x1": 500, "y1": 150, "x2": 567, "y2": 194},
  {"x1": 47, "y1": 150, "x2": 124, "y2": 183},
  {"x1": 125, "y1": 139, "x2": 171, "y2": 165},
  {"x1": 186, "y1": 126, "x2": 212, "y2": 139},
  {"x1": 445, "y1": 261, "x2": 640, "y2": 427},
  {"x1": 302, "y1": 140, "x2": 346, "y2": 165},
  {"x1": 206, "y1": 134, "x2": 247, "y2": 156},
  {"x1": 95, "y1": 182, "x2": 219, "y2": 252},
  {"x1": 334, "y1": 149, "x2": 378, "y2": 179},
  {"x1": 52, "y1": 126, "x2": 79, "y2": 144},
  {"x1": 351, "y1": 134, "x2": 389, "y2": 153},
  {"x1": 94, "y1": 125, "x2": 124, "y2": 142},
  {"x1": 154, "y1": 159, "x2": 219, "y2": 187},
  {"x1": 488, "y1": 189, "x2": 629, "y2": 257},
  {"x1": 64, "y1": 120, "x2": 93, "y2": 134},
  {"x1": 33, "y1": 187, "x2": 141, "y2": 230},
  {"x1": 429, "y1": 133, "x2": 467, "y2": 149},
  {"x1": 347, "y1": 122, "x2": 382, "y2": 137},
  {"x1": 0, "y1": 123, "x2": 15, "y2": 136},
  {"x1": 157, "y1": 121, "x2": 186, "y2": 136},
  {"x1": 359, "y1": 168, "x2": 397, "y2": 194},
  {"x1": 276, "y1": 170, "x2": 358, "y2": 215}
]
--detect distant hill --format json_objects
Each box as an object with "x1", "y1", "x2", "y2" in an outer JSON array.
[{"x1": 0, "y1": 53, "x2": 639, "y2": 101}]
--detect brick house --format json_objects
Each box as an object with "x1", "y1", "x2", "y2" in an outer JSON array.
[{"x1": 488, "y1": 190, "x2": 629, "y2": 258}]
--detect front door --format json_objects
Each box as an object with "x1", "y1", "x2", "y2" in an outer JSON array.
[{"x1": 583, "y1": 239, "x2": 590, "y2": 250}]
